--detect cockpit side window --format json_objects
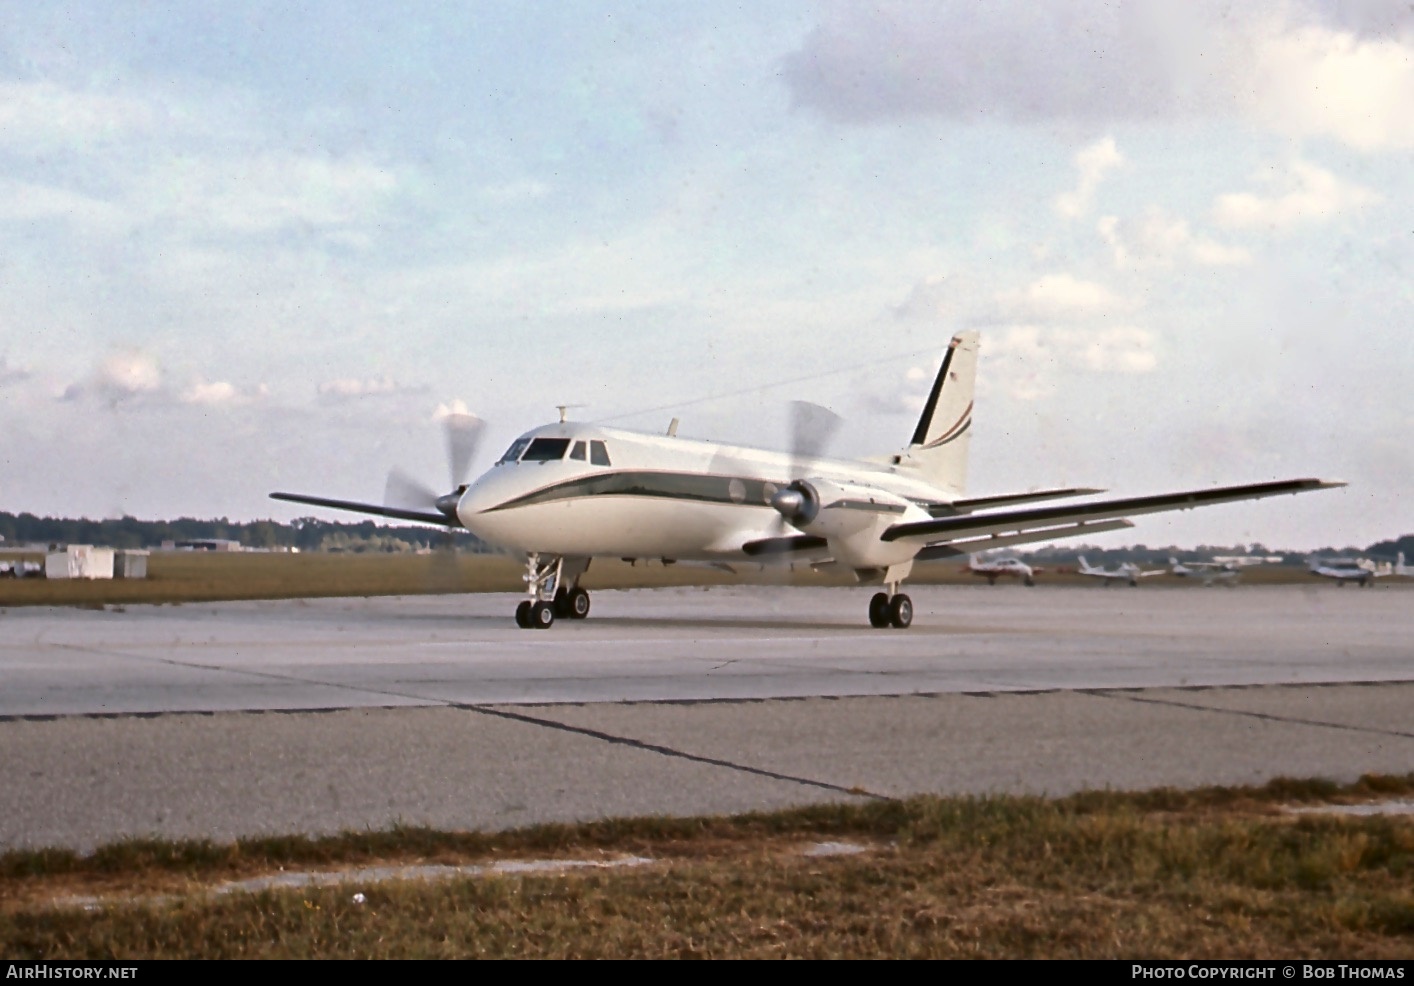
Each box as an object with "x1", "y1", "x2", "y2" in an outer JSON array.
[
  {"x1": 497, "y1": 438, "x2": 532, "y2": 464},
  {"x1": 590, "y1": 440, "x2": 611, "y2": 466},
  {"x1": 521, "y1": 437, "x2": 572, "y2": 462},
  {"x1": 570, "y1": 440, "x2": 587, "y2": 461}
]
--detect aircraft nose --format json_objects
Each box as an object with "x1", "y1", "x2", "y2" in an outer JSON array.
[{"x1": 455, "y1": 474, "x2": 501, "y2": 520}]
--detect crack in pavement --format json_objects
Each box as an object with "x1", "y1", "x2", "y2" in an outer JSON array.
[
  {"x1": 469, "y1": 704, "x2": 894, "y2": 802},
  {"x1": 1086, "y1": 690, "x2": 1414, "y2": 741},
  {"x1": 9, "y1": 644, "x2": 892, "y2": 802}
]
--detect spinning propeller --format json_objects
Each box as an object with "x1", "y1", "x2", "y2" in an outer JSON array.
[
  {"x1": 383, "y1": 413, "x2": 486, "y2": 522},
  {"x1": 382, "y1": 413, "x2": 487, "y2": 589},
  {"x1": 766, "y1": 400, "x2": 842, "y2": 534}
]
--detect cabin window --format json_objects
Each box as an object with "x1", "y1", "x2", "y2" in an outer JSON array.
[
  {"x1": 497, "y1": 438, "x2": 531, "y2": 464},
  {"x1": 570, "y1": 440, "x2": 587, "y2": 461},
  {"x1": 590, "y1": 440, "x2": 611, "y2": 466},
  {"x1": 521, "y1": 437, "x2": 572, "y2": 462}
]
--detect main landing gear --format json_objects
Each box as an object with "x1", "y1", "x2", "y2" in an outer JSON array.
[
  {"x1": 513, "y1": 554, "x2": 592, "y2": 629},
  {"x1": 867, "y1": 590, "x2": 913, "y2": 629}
]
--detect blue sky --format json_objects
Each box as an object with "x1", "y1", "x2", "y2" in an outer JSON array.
[{"x1": 0, "y1": 1, "x2": 1409, "y2": 549}]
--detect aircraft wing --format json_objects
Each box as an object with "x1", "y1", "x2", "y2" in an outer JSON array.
[
  {"x1": 884, "y1": 478, "x2": 1343, "y2": 548},
  {"x1": 933, "y1": 487, "x2": 1105, "y2": 516},
  {"x1": 270, "y1": 491, "x2": 463, "y2": 528}
]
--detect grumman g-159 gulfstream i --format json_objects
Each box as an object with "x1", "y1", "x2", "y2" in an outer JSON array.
[{"x1": 272, "y1": 332, "x2": 1343, "y2": 630}]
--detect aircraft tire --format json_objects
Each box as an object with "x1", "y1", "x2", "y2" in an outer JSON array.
[
  {"x1": 569, "y1": 587, "x2": 591, "y2": 619},
  {"x1": 1024, "y1": 576, "x2": 1035, "y2": 587},
  {"x1": 515, "y1": 600, "x2": 532, "y2": 628},
  {"x1": 868, "y1": 592, "x2": 890, "y2": 629},
  {"x1": 888, "y1": 593, "x2": 913, "y2": 629},
  {"x1": 531, "y1": 601, "x2": 555, "y2": 629},
  {"x1": 552, "y1": 587, "x2": 572, "y2": 618}
]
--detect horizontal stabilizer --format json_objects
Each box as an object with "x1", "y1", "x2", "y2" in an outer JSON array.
[{"x1": 270, "y1": 491, "x2": 462, "y2": 528}]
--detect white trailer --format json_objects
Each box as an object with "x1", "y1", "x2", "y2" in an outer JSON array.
[{"x1": 44, "y1": 545, "x2": 115, "y2": 580}]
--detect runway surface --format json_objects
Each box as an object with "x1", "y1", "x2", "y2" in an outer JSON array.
[{"x1": 2, "y1": 584, "x2": 1411, "y2": 850}]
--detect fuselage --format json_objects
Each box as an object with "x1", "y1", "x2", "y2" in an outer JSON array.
[{"x1": 456, "y1": 421, "x2": 950, "y2": 560}]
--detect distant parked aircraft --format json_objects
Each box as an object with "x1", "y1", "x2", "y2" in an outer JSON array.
[
  {"x1": 1077, "y1": 555, "x2": 1165, "y2": 587},
  {"x1": 1305, "y1": 555, "x2": 1395, "y2": 587},
  {"x1": 966, "y1": 554, "x2": 1038, "y2": 586},
  {"x1": 1168, "y1": 556, "x2": 1249, "y2": 587},
  {"x1": 0, "y1": 560, "x2": 42, "y2": 578}
]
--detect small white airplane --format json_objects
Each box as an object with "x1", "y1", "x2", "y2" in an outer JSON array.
[
  {"x1": 966, "y1": 554, "x2": 1038, "y2": 586},
  {"x1": 1168, "y1": 555, "x2": 1248, "y2": 586},
  {"x1": 1307, "y1": 552, "x2": 1406, "y2": 587},
  {"x1": 1076, "y1": 555, "x2": 1165, "y2": 587},
  {"x1": 272, "y1": 331, "x2": 1344, "y2": 629}
]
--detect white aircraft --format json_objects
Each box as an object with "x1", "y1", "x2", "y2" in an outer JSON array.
[
  {"x1": 1076, "y1": 555, "x2": 1165, "y2": 587},
  {"x1": 272, "y1": 331, "x2": 1343, "y2": 630},
  {"x1": 967, "y1": 554, "x2": 1038, "y2": 586},
  {"x1": 1307, "y1": 553, "x2": 1406, "y2": 587},
  {"x1": 1168, "y1": 556, "x2": 1248, "y2": 586}
]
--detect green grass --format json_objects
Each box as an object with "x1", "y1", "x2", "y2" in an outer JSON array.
[
  {"x1": 3, "y1": 775, "x2": 1411, "y2": 958},
  {"x1": 0, "y1": 550, "x2": 1361, "y2": 608}
]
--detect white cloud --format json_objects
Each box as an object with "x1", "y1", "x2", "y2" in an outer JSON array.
[
  {"x1": 317, "y1": 376, "x2": 412, "y2": 402},
  {"x1": 0, "y1": 356, "x2": 31, "y2": 386},
  {"x1": 781, "y1": 3, "x2": 1414, "y2": 152},
  {"x1": 986, "y1": 325, "x2": 1159, "y2": 400},
  {"x1": 892, "y1": 275, "x2": 951, "y2": 320},
  {"x1": 1056, "y1": 138, "x2": 1124, "y2": 219},
  {"x1": 0, "y1": 179, "x2": 123, "y2": 228},
  {"x1": 62, "y1": 352, "x2": 163, "y2": 406},
  {"x1": 141, "y1": 153, "x2": 399, "y2": 236},
  {"x1": 181, "y1": 379, "x2": 269, "y2": 406},
  {"x1": 1249, "y1": 24, "x2": 1414, "y2": 150},
  {"x1": 1097, "y1": 211, "x2": 1251, "y2": 268},
  {"x1": 1001, "y1": 274, "x2": 1131, "y2": 320},
  {"x1": 0, "y1": 81, "x2": 157, "y2": 150},
  {"x1": 1074, "y1": 327, "x2": 1159, "y2": 373},
  {"x1": 1212, "y1": 161, "x2": 1378, "y2": 230},
  {"x1": 478, "y1": 179, "x2": 552, "y2": 205}
]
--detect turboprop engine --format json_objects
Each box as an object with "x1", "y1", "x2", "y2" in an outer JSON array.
[{"x1": 770, "y1": 479, "x2": 922, "y2": 543}]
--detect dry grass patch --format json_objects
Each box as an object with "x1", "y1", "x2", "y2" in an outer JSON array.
[{"x1": 3, "y1": 775, "x2": 1411, "y2": 958}]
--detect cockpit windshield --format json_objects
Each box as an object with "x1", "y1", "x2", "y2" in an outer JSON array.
[
  {"x1": 497, "y1": 438, "x2": 532, "y2": 465},
  {"x1": 498, "y1": 435, "x2": 605, "y2": 465},
  {"x1": 520, "y1": 437, "x2": 572, "y2": 462}
]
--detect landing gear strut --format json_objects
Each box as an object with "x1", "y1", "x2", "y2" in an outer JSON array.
[
  {"x1": 514, "y1": 554, "x2": 591, "y2": 629},
  {"x1": 867, "y1": 587, "x2": 913, "y2": 629}
]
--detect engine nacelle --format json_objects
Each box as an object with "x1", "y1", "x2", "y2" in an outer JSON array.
[{"x1": 770, "y1": 479, "x2": 917, "y2": 539}]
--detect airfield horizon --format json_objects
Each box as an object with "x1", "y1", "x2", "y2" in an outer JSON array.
[{"x1": 0, "y1": 550, "x2": 1398, "y2": 608}]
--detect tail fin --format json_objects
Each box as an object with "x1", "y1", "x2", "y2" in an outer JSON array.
[{"x1": 890, "y1": 330, "x2": 979, "y2": 495}]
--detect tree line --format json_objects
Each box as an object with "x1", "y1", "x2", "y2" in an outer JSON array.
[{"x1": 0, "y1": 513, "x2": 491, "y2": 553}]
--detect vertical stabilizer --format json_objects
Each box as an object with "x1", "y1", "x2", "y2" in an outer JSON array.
[{"x1": 891, "y1": 331, "x2": 978, "y2": 495}]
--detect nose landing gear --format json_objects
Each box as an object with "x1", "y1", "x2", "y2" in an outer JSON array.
[{"x1": 515, "y1": 555, "x2": 592, "y2": 629}]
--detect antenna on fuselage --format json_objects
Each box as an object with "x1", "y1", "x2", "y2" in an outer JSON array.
[
  {"x1": 555, "y1": 403, "x2": 586, "y2": 423},
  {"x1": 667, "y1": 417, "x2": 680, "y2": 437}
]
